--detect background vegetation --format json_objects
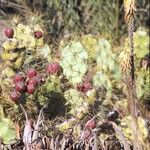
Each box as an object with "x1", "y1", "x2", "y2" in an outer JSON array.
[{"x1": 0, "y1": 0, "x2": 149, "y2": 149}]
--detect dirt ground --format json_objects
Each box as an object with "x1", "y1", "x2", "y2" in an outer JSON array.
[{"x1": 0, "y1": 20, "x2": 9, "y2": 48}]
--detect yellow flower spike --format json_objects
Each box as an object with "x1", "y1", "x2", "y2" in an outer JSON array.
[
  {"x1": 17, "y1": 35, "x2": 36, "y2": 49},
  {"x1": 57, "y1": 121, "x2": 71, "y2": 132},
  {"x1": 138, "y1": 117, "x2": 148, "y2": 140},
  {"x1": 124, "y1": 0, "x2": 136, "y2": 23},
  {"x1": 1, "y1": 52, "x2": 18, "y2": 63},
  {"x1": 10, "y1": 39, "x2": 18, "y2": 50}
]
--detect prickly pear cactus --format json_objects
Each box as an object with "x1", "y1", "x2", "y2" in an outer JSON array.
[
  {"x1": 93, "y1": 72, "x2": 111, "y2": 88},
  {"x1": 60, "y1": 41, "x2": 88, "y2": 84},
  {"x1": 93, "y1": 71, "x2": 112, "y2": 103},
  {"x1": 80, "y1": 34, "x2": 97, "y2": 61},
  {"x1": 0, "y1": 22, "x2": 48, "y2": 116},
  {"x1": 1, "y1": 23, "x2": 45, "y2": 73},
  {"x1": 136, "y1": 70, "x2": 150, "y2": 100},
  {"x1": 64, "y1": 89, "x2": 88, "y2": 116},
  {"x1": 123, "y1": 28, "x2": 149, "y2": 60},
  {"x1": 0, "y1": 118, "x2": 16, "y2": 144},
  {"x1": 134, "y1": 28, "x2": 149, "y2": 59},
  {"x1": 96, "y1": 39, "x2": 115, "y2": 71},
  {"x1": 92, "y1": 39, "x2": 122, "y2": 104},
  {"x1": 37, "y1": 77, "x2": 62, "y2": 106}
]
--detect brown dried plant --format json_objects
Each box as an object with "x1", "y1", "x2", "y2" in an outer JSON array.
[
  {"x1": 124, "y1": 0, "x2": 136, "y2": 23},
  {"x1": 123, "y1": 0, "x2": 147, "y2": 150}
]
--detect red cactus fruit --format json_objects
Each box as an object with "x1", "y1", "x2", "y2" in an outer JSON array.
[
  {"x1": 10, "y1": 90, "x2": 20, "y2": 102},
  {"x1": 15, "y1": 82, "x2": 26, "y2": 93},
  {"x1": 26, "y1": 68, "x2": 37, "y2": 78},
  {"x1": 13, "y1": 74, "x2": 25, "y2": 83},
  {"x1": 27, "y1": 84, "x2": 36, "y2": 94},
  {"x1": 46, "y1": 62, "x2": 60, "y2": 75},
  {"x1": 76, "y1": 82, "x2": 91, "y2": 93},
  {"x1": 28, "y1": 77, "x2": 38, "y2": 87},
  {"x1": 34, "y1": 31, "x2": 43, "y2": 39},
  {"x1": 4, "y1": 27, "x2": 14, "y2": 38}
]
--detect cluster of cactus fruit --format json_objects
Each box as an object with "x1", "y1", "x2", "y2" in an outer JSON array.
[
  {"x1": 10, "y1": 68, "x2": 45, "y2": 102},
  {"x1": 1, "y1": 26, "x2": 121, "y2": 116},
  {"x1": 10, "y1": 62, "x2": 61, "y2": 103}
]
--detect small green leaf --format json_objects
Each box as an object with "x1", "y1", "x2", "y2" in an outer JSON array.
[{"x1": 0, "y1": 118, "x2": 16, "y2": 144}]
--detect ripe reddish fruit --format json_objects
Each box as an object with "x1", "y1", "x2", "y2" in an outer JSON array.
[
  {"x1": 83, "y1": 82, "x2": 91, "y2": 92},
  {"x1": 28, "y1": 77, "x2": 38, "y2": 87},
  {"x1": 76, "y1": 83, "x2": 84, "y2": 91},
  {"x1": 27, "y1": 84, "x2": 36, "y2": 94},
  {"x1": 85, "y1": 118, "x2": 96, "y2": 129},
  {"x1": 34, "y1": 31, "x2": 43, "y2": 39},
  {"x1": 4, "y1": 28, "x2": 14, "y2": 38},
  {"x1": 13, "y1": 74, "x2": 25, "y2": 83},
  {"x1": 26, "y1": 68, "x2": 37, "y2": 78},
  {"x1": 76, "y1": 82, "x2": 91, "y2": 93},
  {"x1": 10, "y1": 90, "x2": 20, "y2": 102},
  {"x1": 15, "y1": 82, "x2": 26, "y2": 93},
  {"x1": 46, "y1": 62, "x2": 60, "y2": 75}
]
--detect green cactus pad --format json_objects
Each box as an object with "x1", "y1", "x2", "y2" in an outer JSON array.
[
  {"x1": 96, "y1": 39, "x2": 113, "y2": 72},
  {"x1": 93, "y1": 72, "x2": 111, "y2": 89},
  {"x1": 134, "y1": 28, "x2": 149, "y2": 58},
  {"x1": 64, "y1": 89, "x2": 84, "y2": 115},
  {"x1": 60, "y1": 41, "x2": 88, "y2": 84},
  {"x1": 0, "y1": 118, "x2": 16, "y2": 144}
]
